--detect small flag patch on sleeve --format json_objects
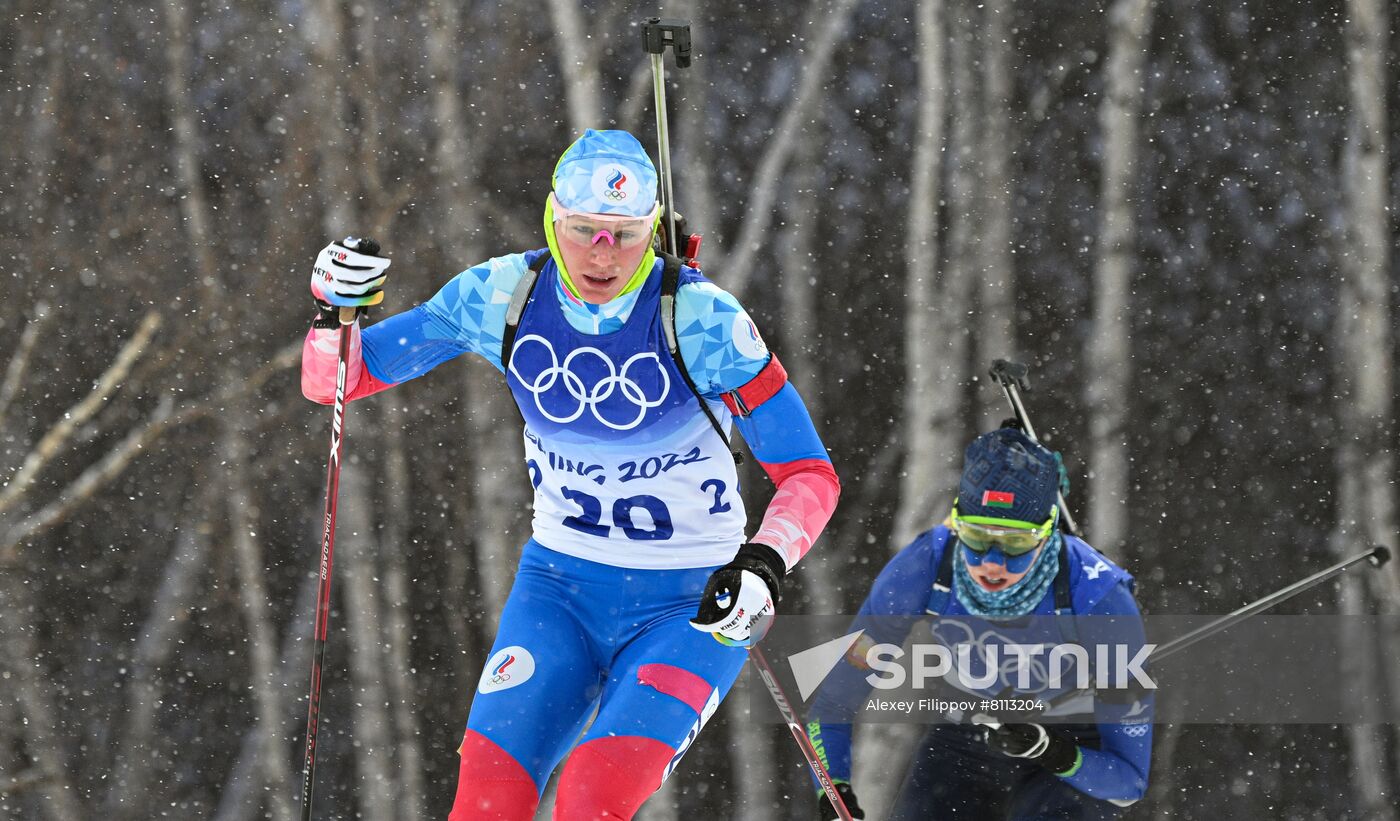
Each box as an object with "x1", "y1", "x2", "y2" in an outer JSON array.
[{"x1": 982, "y1": 490, "x2": 1015, "y2": 508}]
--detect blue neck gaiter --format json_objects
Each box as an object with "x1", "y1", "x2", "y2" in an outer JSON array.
[{"x1": 954, "y1": 530, "x2": 1063, "y2": 619}]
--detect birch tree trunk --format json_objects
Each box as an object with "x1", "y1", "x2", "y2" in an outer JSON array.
[
  {"x1": 211, "y1": 572, "x2": 319, "y2": 821},
  {"x1": 1337, "y1": 0, "x2": 1397, "y2": 811},
  {"x1": 1085, "y1": 0, "x2": 1152, "y2": 555},
  {"x1": 671, "y1": 2, "x2": 719, "y2": 259},
  {"x1": 464, "y1": 375, "x2": 531, "y2": 630},
  {"x1": 862, "y1": 3, "x2": 950, "y2": 816},
  {"x1": 339, "y1": 458, "x2": 400, "y2": 821},
  {"x1": 780, "y1": 125, "x2": 824, "y2": 421},
  {"x1": 303, "y1": 0, "x2": 355, "y2": 234},
  {"x1": 891, "y1": 0, "x2": 962, "y2": 550},
  {"x1": 976, "y1": 0, "x2": 1018, "y2": 428},
  {"x1": 0, "y1": 573, "x2": 85, "y2": 821},
  {"x1": 16, "y1": 3, "x2": 64, "y2": 239},
  {"x1": 221, "y1": 416, "x2": 297, "y2": 821},
  {"x1": 729, "y1": 706, "x2": 777, "y2": 817},
  {"x1": 161, "y1": 1, "x2": 294, "y2": 818},
  {"x1": 721, "y1": 0, "x2": 864, "y2": 300},
  {"x1": 106, "y1": 518, "x2": 211, "y2": 821},
  {"x1": 547, "y1": 0, "x2": 603, "y2": 130},
  {"x1": 298, "y1": 1, "x2": 403, "y2": 814},
  {"x1": 773, "y1": 121, "x2": 843, "y2": 618},
  {"x1": 1340, "y1": 0, "x2": 1395, "y2": 598},
  {"x1": 426, "y1": 0, "x2": 529, "y2": 639},
  {"x1": 380, "y1": 404, "x2": 428, "y2": 821},
  {"x1": 1333, "y1": 573, "x2": 1395, "y2": 820},
  {"x1": 345, "y1": 8, "x2": 429, "y2": 816}
]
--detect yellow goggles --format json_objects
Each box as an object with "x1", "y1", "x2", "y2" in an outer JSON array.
[{"x1": 949, "y1": 502, "x2": 1056, "y2": 556}]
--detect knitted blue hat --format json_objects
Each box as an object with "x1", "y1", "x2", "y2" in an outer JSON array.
[
  {"x1": 957, "y1": 428, "x2": 1059, "y2": 525},
  {"x1": 551, "y1": 129, "x2": 658, "y2": 217}
]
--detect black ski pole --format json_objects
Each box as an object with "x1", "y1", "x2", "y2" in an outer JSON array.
[
  {"x1": 987, "y1": 544, "x2": 1396, "y2": 721},
  {"x1": 299, "y1": 236, "x2": 379, "y2": 821},
  {"x1": 641, "y1": 16, "x2": 691, "y2": 256},
  {"x1": 751, "y1": 646, "x2": 856, "y2": 821},
  {"x1": 988, "y1": 359, "x2": 1083, "y2": 537},
  {"x1": 1150, "y1": 543, "x2": 1390, "y2": 663}
]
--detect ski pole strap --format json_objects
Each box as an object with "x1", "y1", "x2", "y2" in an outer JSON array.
[
  {"x1": 927, "y1": 531, "x2": 958, "y2": 615},
  {"x1": 501, "y1": 252, "x2": 549, "y2": 371},
  {"x1": 1052, "y1": 546, "x2": 1079, "y2": 643},
  {"x1": 659, "y1": 252, "x2": 742, "y2": 464},
  {"x1": 659, "y1": 252, "x2": 683, "y2": 354}
]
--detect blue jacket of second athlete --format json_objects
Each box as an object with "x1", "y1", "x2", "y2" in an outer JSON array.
[{"x1": 807, "y1": 525, "x2": 1154, "y2": 804}]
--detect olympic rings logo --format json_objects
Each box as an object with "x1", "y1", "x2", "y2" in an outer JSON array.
[
  {"x1": 604, "y1": 189, "x2": 628, "y2": 200},
  {"x1": 509, "y1": 334, "x2": 670, "y2": 430},
  {"x1": 931, "y1": 619, "x2": 1053, "y2": 695}
]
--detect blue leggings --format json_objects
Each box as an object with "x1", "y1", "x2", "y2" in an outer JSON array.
[
  {"x1": 889, "y1": 725, "x2": 1125, "y2": 821},
  {"x1": 464, "y1": 540, "x2": 750, "y2": 792}
]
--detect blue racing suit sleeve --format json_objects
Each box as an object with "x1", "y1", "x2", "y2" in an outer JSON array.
[
  {"x1": 359, "y1": 252, "x2": 530, "y2": 383},
  {"x1": 1059, "y1": 582, "x2": 1154, "y2": 803},
  {"x1": 806, "y1": 534, "x2": 941, "y2": 783},
  {"x1": 734, "y1": 384, "x2": 829, "y2": 463},
  {"x1": 673, "y1": 279, "x2": 769, "y2": 396}
]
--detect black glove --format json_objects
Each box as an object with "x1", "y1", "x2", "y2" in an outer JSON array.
[
  {"x1": 982, "y1": 721, "x2": 1080, "y2": 776},
  {"x1": 688, "y1": 543, "x2": 786, "y2": 647},
  {"x1": 814, "y1": 782, "x2": 865, "y2": 820}
]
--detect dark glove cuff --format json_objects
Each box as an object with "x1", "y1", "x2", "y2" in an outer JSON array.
[
  {"x1": 1041, "y1": 733, "x2": 1081, "y2": 777},
  {"x1": 312, "y1": 301, "x2": 366, "y2": 329},
  {"x1": 733, "y1": 542, "x2": 787, "y2": 601},
  {"x1": 312, "y1": 301, "x2": 339, "y2": 329}
]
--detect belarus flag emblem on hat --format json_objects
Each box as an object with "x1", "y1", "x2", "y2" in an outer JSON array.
[{"x1": 982, "y1": 490, "x2": 1015, "y2": 508}]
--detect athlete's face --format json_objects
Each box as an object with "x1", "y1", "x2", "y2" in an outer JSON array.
[
  {"x1": 554, "y1": 207, "x2": 655, "y2": 304},
  {"x1": 965, "y1": 542, "x2": 1043, "y2": 592}
]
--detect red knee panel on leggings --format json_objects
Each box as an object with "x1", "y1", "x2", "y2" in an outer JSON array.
[
  {"x1": 449, "y1": 729, "x2": 539, "y2": 821},
  {"x1": 554, "y1": 736, "x2": 675, "y2": 820}
]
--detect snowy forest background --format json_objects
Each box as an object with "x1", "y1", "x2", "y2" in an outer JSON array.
[{"x1": 2, "y1": 0, "x2": 1398, "y2": 818}]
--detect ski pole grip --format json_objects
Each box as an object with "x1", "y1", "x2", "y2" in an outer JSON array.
[
  {"x1": 990, "y1": 358, "x2": 1031, "y2": 392},
  {"x1": 642, "y1": 17, "x2": 692, "y2": 67},
  {"x1": 333, "y1": 236, "x2": 382, "y2": 326}
]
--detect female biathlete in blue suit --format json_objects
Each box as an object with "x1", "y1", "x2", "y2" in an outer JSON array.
[{"x1": 302, "y1": 130, "x2": 840, "y2": 820}]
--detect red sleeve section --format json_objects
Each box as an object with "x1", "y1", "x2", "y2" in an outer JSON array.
[
  {"x1": 760, "y1": 455, "x2": 839, "y2": 489},
  {"x1": 752, "y1": 456, "x2": 842, "y2": 568},
  {"x1": 346, "y1": 369, "x2": 397, "y2": 402},
  {"x1": 301, "y1": 324, "x2": 398, "y2": 405},
  {"x1": 721, "y1": 354, "x2": 789, "y2": 417}
]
